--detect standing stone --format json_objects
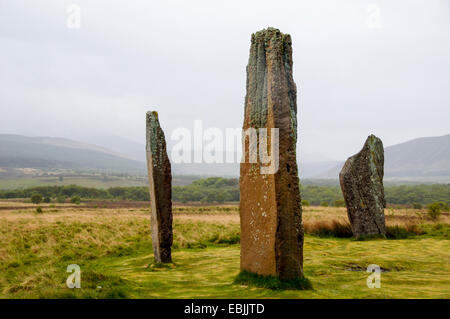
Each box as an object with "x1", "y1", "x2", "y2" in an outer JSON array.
[
  {"x1": 240, "y1": 28, "x2": 303, "y2": 280},
  {"x1": 339, "y1": 134, "x2": 386, "y2": 238},
  {"x1": 146, "y1": 111, "x2": 173, "y2": 263}
]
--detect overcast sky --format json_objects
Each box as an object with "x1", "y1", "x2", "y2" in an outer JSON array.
[{"x1": 1, "y1": 0, "x2": 449, "y2": 162}]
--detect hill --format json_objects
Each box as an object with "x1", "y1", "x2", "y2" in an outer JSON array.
[
  {"x1": 0, "y1": 134, "x2": 146, "y2": 175},
  {"x1": 2, "y1": 133, "x2": 449, "y2": 183},
  {"x1": 316, "y1": 134, "x2": 450, "y2": 182}
]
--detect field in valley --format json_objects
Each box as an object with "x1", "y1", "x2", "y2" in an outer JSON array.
[
  {"x1": 0, "y1": 174, "x2": 197, "y2": 190},
  {"x1": 0, "y1": 201, "x2": 449, "y2": 299}
]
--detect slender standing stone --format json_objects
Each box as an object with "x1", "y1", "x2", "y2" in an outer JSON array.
[
  {"x1": 240, "y1": 28, "x2": 303, "y2": 280},
  {"x1": 146, "y1": 111, "x2": 173, "y2": 263},
  {"x1": 339, "y1": 134, "x2": 386, "y2": 238}
]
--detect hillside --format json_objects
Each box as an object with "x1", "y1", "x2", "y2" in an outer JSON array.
[
  {"x1": 316, "y1": 134, "x2": 450, "y2": 182},
  {"x1": 385, "y1": 134, "x2": 450, "y2": 178},
  {"x1": 1, "y1": 133, "x2": 449, "y2": 182},
  {"x1": 0, "y1": 134, "x2": 146, "y2": 174}
]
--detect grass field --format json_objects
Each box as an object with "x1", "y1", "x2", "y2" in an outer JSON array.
[
  {"x1": 0, "y1": 176, "x2": 146, "y2": 189},
  {"x1": 0, "y1": 202, "x2": 448, "y2": 299},
  {"x1": 0, "y1": 175, "x2": 200, "y2": 189}
]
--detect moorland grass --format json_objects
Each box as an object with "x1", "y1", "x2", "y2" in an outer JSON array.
[{"x1": 0, "y1": 206, "x2": 449, "y2": 298}]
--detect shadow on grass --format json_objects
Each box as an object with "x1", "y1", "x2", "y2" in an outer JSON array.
[{"x1": 234, "y1": 270, "x2": 312, "y2": 290}]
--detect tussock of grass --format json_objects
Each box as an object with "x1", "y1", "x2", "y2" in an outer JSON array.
[
  {"x1": 234, "y1": 270, "x2": 312, "y2": 290},
  {"x1": 304, "y1": 220, "x2": 353, "y2": 238},
  {"x1": 304, "y1": 219, "x2": 446, "y2": 240},
  {"x1": 419, "y1": 223, "x2": 449, "y2": 238},
  {"x1": 386, "y1": 223, "x2": 423, "y2": 239}
]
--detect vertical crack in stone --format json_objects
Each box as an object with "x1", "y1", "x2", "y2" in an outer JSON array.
[{"x1": 146, "y1": 111, "x2": 173, "y2": 263}]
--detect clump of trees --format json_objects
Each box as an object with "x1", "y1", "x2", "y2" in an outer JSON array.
[
  {"x1": 0, "y1": 179, "x2": 448, "y2": 206},
  {"x1": 2, "y1": 185, "x2": 150, "y2": 202},
  {"x1": 300, "y1": 184, "x2": 449, "y2": 207},
  {"x1": 301, "y1": 185, "x2": 343, "y2": 206},
  {"x1": 70, "y1": 196, "x2": 81, "y2": 205},
  {"x1": 30, "y1": 193, "x2": 42, "y2": 204},
  {"x1": 427, "y1": 203, "x2": 441, "y2": 220},
  {"x1": 427, "y1": 202, "x2": 449, "y2": 221},
  {"x1": 172, "y1": 177, "x2": 239, "y2": 203},
  {"x1": 385, "y1": 185, "x2": 450, "y2": 206}
]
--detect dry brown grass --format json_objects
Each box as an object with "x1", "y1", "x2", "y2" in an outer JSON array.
[
  {"x1": 301, "y1": 206, "x2": 449, "y2": 238},
  {"x1": 2, "y1": 204, "x2": 447, "y2": 229},
  {"x1": 303, "y1": 206, "x2": 450, "y2": 224},
  {"x1": 0, "y1": 204, "x2": 446, "y2": 256},
  {"x1": 303, "y1": 219, "x2": 353, "y2": 237}
]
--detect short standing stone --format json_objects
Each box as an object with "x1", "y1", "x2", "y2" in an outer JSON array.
[
  {"x1": 146, "y1": 111, "x2": 173, "y2": 263},
  {"x1": 240, "y1": 28, "x2": 304, "y2": 280},
  {"x1": 339, "y1": 134, "x2": 386, "y2": 238}
]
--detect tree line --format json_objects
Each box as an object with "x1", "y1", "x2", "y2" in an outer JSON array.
[{"x1": 0, "y1": 178, "x2": 448, "y2": 206}]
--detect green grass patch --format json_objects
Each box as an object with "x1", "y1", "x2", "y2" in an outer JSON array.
[{"x1": 234, "y1": 270, "x2": 312, "y2": 290}]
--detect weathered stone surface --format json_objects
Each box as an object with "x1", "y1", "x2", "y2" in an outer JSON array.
[
  {"x1": 339, "y1": 134, "x2": 386, "y2": 238},
  {"x1": 146, "y1": 111, "x2": 173, "y2": 263},
  {"x1": 240, "y1": 28, "x2": 303, "y2": 280}
]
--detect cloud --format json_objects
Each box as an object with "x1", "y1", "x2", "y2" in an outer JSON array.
[{"x1": 0, "y1": 0, "x2": 449, "y2": 161}]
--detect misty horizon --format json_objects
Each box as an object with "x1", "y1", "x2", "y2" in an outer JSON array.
[{"x1": 2, "y1": 131, "x2": 449, "y2": 165}]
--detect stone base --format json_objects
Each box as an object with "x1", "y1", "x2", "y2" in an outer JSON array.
[{"x1": 159, "y1": 247, "x2": 172, "y2": 263}]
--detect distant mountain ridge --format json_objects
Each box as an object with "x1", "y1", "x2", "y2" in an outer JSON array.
[
  {"x1": 316, "y1": 134, "x2": 450, "y2": 182},
  {"x1": 1, "y1": 133, "x2": 449, "y2": 182},
  {"x1": 0, "y1": 134, "x2": 145, "y2": 174}
]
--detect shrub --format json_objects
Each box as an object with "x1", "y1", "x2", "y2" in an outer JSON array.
[
  {"x1": 71, "y1": 196, "x2": 81, "y2": 205},
  {"x1": 30, "y1": 193, "x2": 42, "y2": 204},
  {"x1": 43, "y1": 196, "x2": 51, "y2": 203},
  {"x1": 320, "y1": 201, "x2": 329, "y2": 207},
  {"x1": 386, "y1": 223, "x2": 424, "y2": 239},
  {"x1": 412, "y1": 203, "x2": 422, "y2": 209},
  {"x1": 436, "y1": 202, "x2": 449, "y2": 212},
  {"x1": 427, "y1": 203, "x2": 441, "y2": 221},
  {"x1": 404, "y1": 222, "x2": 424, "y2": 235},
  {"x1": 301, "y1": 200, "x2": 310, "y2": 207},
  {"x1": 36, "y1": 207, "x2": 43, "y2": 214},
  {"x1": 386, "y1": 226, "x2": 411, "y2": 239}
]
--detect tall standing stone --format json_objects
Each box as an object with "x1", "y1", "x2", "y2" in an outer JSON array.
[
  {"x1": 339, "y1": 134, "x2": 386, "y2": 238},
  {"x1": 240, "y1": 28, "x2": 303, "y2": 280},
  {"x1": 146, "y1": 111, "x2": 173, "y2": 263}
]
